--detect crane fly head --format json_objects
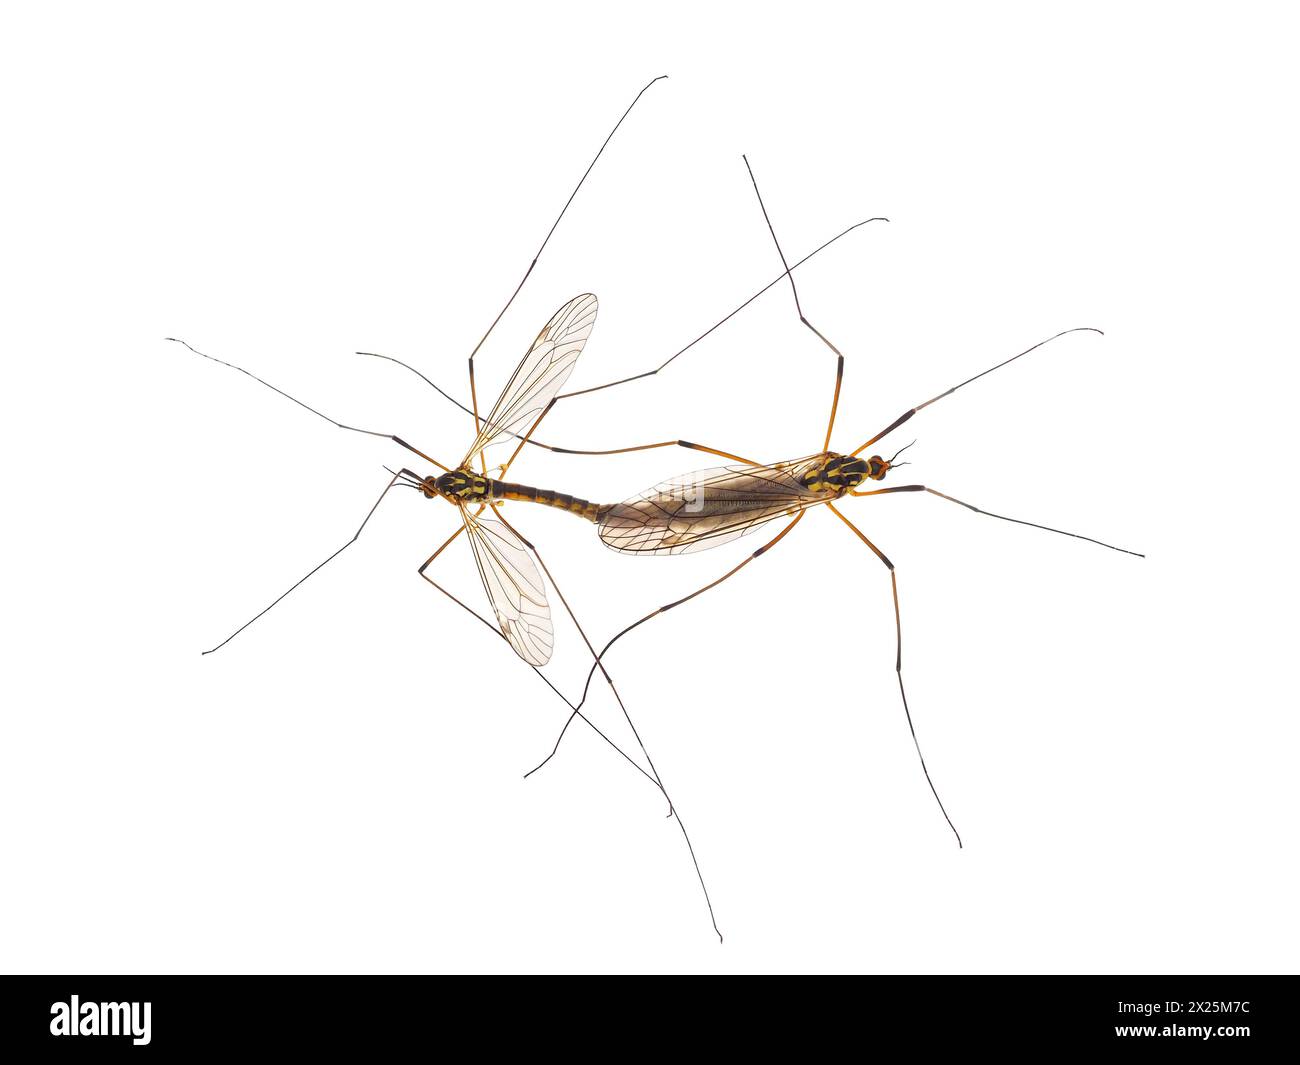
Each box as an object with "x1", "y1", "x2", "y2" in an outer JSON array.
[
  {"x1": 864, "y1": 441, "x2": 916, "y2": 482},
  {"x1": 864, "y1": 455, "x2": 891, "y2": 480}
]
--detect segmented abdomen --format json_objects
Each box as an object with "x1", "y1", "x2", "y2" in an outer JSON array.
[{"x1": 488, "y1": 480, "x2": 604, "y2": 524}]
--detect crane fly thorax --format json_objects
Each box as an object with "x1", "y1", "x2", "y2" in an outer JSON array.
[
  {"x1": 796, "y1": 451, "x2": 897, "y2": 494},
  {"x1": 798, "y1": 452, "x2": 876, "y2": 495},
  {"x1": 426, "y1": 468, "x2": 490, "y2": 503}
]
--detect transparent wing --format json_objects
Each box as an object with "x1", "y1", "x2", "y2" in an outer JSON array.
[
  {"x1": 462, "y1": 293, "x2": 598, "y2": 467},
  {"x1": 598, "y1": 455, "x2": 829, "y2": 556},
  {"x1": 463, "y1": 509, "x2": 554, "y2": 666}
]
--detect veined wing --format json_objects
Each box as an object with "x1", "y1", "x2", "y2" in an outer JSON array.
[
  {"x1": 462, "y1": 293, "x2": 598, "y2": 467},
  {"x1": 463, "y1": 509, "x2": 554, "y2": 666},
  {"x1": 598, "y1": 455, "x2": 830, "y2": 556}
]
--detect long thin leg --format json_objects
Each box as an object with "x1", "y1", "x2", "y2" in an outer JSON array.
[
  {"x1": 826, "y1": 507, "x2": 961, "y2": 847},
  {"x1": 414, "y1": 530, "x2": 727, "y2": 940},
  {"x1": 544, "y1": 438, "x2": 762, "y2": 466},
  {"x1": 850, "y1": 484, "x2": 1144, "y2": 557},
  {"x1": 416, "y1": 518, "x2": 471, "y2": 574},
  {"x1": 849, "y1": 328, "x2": 1105, "y2": 457},
  {"x1": 169, "y1": 337, "x2": 452, "y2": 473},
  {"x1": 469, "y1": 360, "x2": 483, "y2": 440},
  {"x1": 494, "y1": 394, "x2": 765, "y2": 480},
  {"x1": 497, "y1": 400, "x2": 557, "y2": 481},
  {"x1": 179, "y1": 79, "x2": 666, "y2": 481},
  {"x1": 529, "y1": 511, "x2": 807, "y2": 778},
  {"x1": 491, "y1": 505, "x2": 722, "y2": 941},
  {"x1": 742, "y1": 155, "x2": 848, "y2": 451},
  {"x1": 825, "y1": 503, "x2": 963, "y2": 848},
  {"x1": 561, "y1": 217, "x2": 887, "y2": 401},
  {"x1": 202, "y1": 468, "x2": 412, "y2": 654},
  {"x1": 415, "y1": 522, "x2": 662, "y2": 793},
  {"x1": 490, "y1": 505, "x2": 670, "y2": 806},
  {"x1": 353, "y1": 215, "x2": 888, "y2": 441},
  {"x1": 491, "y1": 507, "x2": 665, "y2": 794},
  {"x1": 349, "y1": 347, "x2": 765, "y2": 463},
  {"x1": 469, "y1": 361, "x2": 488, "y2": 477},
  {"x1": 465, "y1": 76, "x2": 666, "y2": 376}
]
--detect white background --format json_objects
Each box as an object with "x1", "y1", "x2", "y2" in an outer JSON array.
[{"x1": 2, "y1": 1, "x2": 1296, "y2": 975}]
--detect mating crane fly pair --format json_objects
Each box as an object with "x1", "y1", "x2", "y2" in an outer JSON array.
[
  {"x1": 502, "y1": 159, "x2": 1143, "y2": 846},
  {"x1": 176, "y1": 76, "x2": 1142, "y2": 940}
]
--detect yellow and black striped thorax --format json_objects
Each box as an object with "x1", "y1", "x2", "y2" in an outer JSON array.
[
  {"x1": 432, "y1": 468, "x2": 491, "y2": 502},
  {"x1": 425, "y1": 468, "x2": 602, "y2": 523},
  {"x1": 797, "y1": 452, "x2": 871, "y2": 494}
]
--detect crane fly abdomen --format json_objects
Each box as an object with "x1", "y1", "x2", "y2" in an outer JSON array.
[
  {"x1": 422, "y1": 468, "x2": 603, "y2": 522},
  {"x1": 489, "y1": 480, "x2": 604, "y2": 523}
]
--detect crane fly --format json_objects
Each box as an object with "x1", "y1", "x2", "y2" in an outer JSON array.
[
  {"x1": 177, "y1": 283, "x2": 737, "y2": 929},
  {"x1": 171, "y1": 80, "x2": 707, "y2": 934},
  {"x1": 171, "y1": 80, "x2": 889, "y2": 941},
  {"x1": 517, "y1": 157, "x2": 1145, "y2": 851}
]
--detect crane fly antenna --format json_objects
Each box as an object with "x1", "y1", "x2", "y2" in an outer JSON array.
[
  {"x1": 888, "y1": 441, "x2": 916, "y2": 465},
  {"x1": 384, "y1": 465, "x2": 426, "y2": 489}
]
